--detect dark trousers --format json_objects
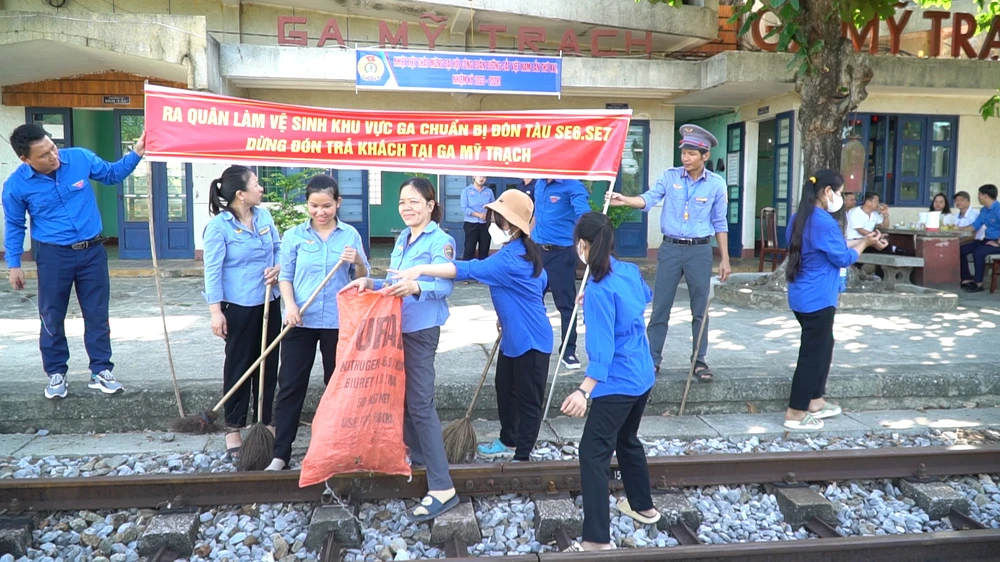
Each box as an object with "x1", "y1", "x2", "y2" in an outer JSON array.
[
  {"x1": 542, "y1": 246, "x2": 578, "y2": 356},
  {"x1": 402, "y1": 327, "x2": 453, "y2": 491},
  {"x1": 462, "y1": 222, "x2": 491, "y2": 261},
  {"x1": 272, "y1": 327, "x2": 339, "y2": 463},
  {"x1": 789, "y1": 306, "x2": 836, "y2": 411},
  {"x1": 960, "y1": 240, "x2": 1000, "y2": 284},
  {"x1": 580, "y1": 391, "x2": 653, "y2": 544},
  {"x1": 495, "y1": 349, "x2": 550, "y2": 460},
  {"x1": 647, "y1": 242, "x2": 713, "y2": 369},
  {"x1": 34, "y1": 241, "x2": 112, "y2": 376},
  {"x1": 221, "y1": 299, "x2": 280, "y2": 428}
]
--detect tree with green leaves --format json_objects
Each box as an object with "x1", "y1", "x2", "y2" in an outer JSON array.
[{"x1": 640, "y1": 0, "x2": 997, "y2": 174}]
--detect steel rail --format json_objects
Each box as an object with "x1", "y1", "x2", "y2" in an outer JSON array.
[{"x1": 2, "y1": 445, "x2": 998, "y2": 513}]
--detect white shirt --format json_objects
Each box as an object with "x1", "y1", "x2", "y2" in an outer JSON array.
[
  {"x1": 956, "y1": 208, "x2": 986, "y2": 240},
  {"x1": 846, "y1": 207, "x2": 884, "y2": 240}
]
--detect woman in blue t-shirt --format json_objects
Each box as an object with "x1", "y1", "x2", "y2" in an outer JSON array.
[
  {"x1": 389, "y1": 189, "x2": 553, "y2": 462},
  {"x1": 560, "y1": 212, "x2": 659, "y2": 552},
  {"x1": 784, "y1": 170, "x2": 886, "y2": 430}
]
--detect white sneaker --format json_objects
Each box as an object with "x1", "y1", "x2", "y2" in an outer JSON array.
[
  {"x1": 265, "y1": 458, "x2": 287, "y2": 471},
  {"x1": 89, "y1": 370, "x2": 124, "y2": 394},
  {"x1": 45, "y1": 374, "x2": 68, "y2": 399}
]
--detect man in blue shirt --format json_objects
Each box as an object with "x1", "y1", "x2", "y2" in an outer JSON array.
[
  {"x1": 532, "y1": 178, "x2": 591, "y2": 369},
  {"x1": 517, "y1": 177, "x2": 536, "y2": 200},
  {"x1": 958, "y1": 183, "x2": 1000, "y2": 292},
  {"x1": 3, "y1": 123, "x2": 146, "y2": 399},
  {"x1": 460, "y1": 176, "x2": 494, "y2": 262},
  {"x1": 611, "y1": 124, "x2": 731, "y2": 381}
]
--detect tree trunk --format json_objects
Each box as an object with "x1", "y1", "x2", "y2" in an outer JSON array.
[{"x1": 794, "y1": 1, "x2": 875, "y2": 175}]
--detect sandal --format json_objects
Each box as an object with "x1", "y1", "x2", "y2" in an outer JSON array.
[
  {"x1": 694, "y1": 363, "x2": 714, "y2": 383},
  {"x1": 224, "y1": 429, "x2": 242, "y2": 462},
  {"x1": 809, "y1": 403, "x2": 842, "y2": 419},
  {"x1": 783, "y1": 414, "x2": 824, "y2": 430},
  {"x1": 563, "y1": 541, "x2": 616, "y2": 552},
  {"x1": 617, "y1": 498, "x2": 661, "y2": 525},
  {"x1": 411, "y1": 493, "x2": 459, "y2": 523}
]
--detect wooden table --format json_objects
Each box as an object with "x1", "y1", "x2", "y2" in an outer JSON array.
[{"x1": 881, "y1": 228, "x2": 965, "y2": 289}]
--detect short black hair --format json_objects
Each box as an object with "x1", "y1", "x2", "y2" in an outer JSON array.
[
  {"x1": 9, "y1": 124, "x2": 50, "y2": 159},
  {"x1": 979, "y1": 184, "x2": 999, "y2": 201},
  {"x1": 954, "y1": 191, "x2": 971, "y2": 201},
  {"x1": 862, "y1": 191, "x2": 880, "y2": 204}
]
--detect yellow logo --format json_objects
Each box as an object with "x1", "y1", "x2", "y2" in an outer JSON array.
[{"x1": 260, "y1": 227, "x2": 271, "y2": 235}]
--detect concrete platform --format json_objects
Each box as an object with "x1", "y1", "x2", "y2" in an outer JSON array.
[
  {"x1": 1, "y1": 275, "x2": 1000, "y2": 434},
  {"x1": 4, "y1": 408, "x2": 999, "y2": 459}
]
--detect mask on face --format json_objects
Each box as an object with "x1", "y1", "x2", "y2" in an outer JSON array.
[
  {"x1": 488, "y1": 222, "x2": 512, "y2": 245},
  {"x1": 827, "y1": 191, "x2": 844, "y2": 213}
]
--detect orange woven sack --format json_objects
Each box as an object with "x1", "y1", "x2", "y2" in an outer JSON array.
[{"x1": 299, "y1": 290, "x2": 410, "y2": 487}]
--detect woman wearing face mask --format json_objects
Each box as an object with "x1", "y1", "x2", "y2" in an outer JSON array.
[
  {"x1": 342, "y1": 178, "x2": 458, "y2": 522},
  {"x1": 560, "y1": 212, "x2": 659, "y2": 552},
  {"x1": 202, "y1": 165, "x2": 281, "y2": 460},
  {"x1": 265, "y1": 175, "x2": 370, "y2": 471},
  {"x1": 389, "y1": 189, "x2": 552, "y2": 462},
  {"x1": 783, "y1": 170, "x2": 887, "y2": 431}
]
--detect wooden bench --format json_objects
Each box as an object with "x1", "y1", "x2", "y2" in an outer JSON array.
[{"x1": 855, "y1": 253, "x2": 925, "y2": 286}]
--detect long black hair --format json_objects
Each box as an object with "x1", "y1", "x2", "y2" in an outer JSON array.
[
  {"x1": 574, "y1": 212, "x2": 616, "y2": 283},
  {"x1": 208, "y1": 165, "x2": 253, "y2": 218},
  {"x1": 487, "y1": 208, "x2": 543, "y2": 278},
  {"x1": 306, "y1": 174, "x2": 340, "y2": 200},
  {"x1": 399, "y1": 177, "x2": 442, "y2": 224},
  {"x1": 786, "y1": 169, "x2": 844, "y2": 283},
  {"x1": 929, "y1": 193, "x2": 951, "y2": 214}
]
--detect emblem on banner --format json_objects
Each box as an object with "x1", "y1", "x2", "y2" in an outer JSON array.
[{"x1": 357, "y1": 54, "x2": 386, "y2": 82}]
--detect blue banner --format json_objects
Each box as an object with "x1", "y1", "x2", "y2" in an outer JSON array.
[{"x1": 356, "y1": 49, "x2": 561, "y2": 96}]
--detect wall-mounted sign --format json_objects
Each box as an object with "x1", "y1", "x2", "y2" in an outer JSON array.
[
  {"x1": 757, "y1": 106, "x2": 770, "y2": 116},
  {"x1": 750, "y1": 9, "x2": 1000, "y2": 60},
  {"x1": 103, "y1": 96, "x2": 131, "y2": 105},
  {"x1": 278, "y1": 14, "x2": 656, "y2": 58},
  {"x1": 605, "y1": 103, "x2": 629, "y2": 110},
  {"x1": 356, "y1": 49, "x2": 561, "y2": 96}
]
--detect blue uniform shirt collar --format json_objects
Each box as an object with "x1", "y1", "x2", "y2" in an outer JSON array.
[
  {"x1": 303, "y1": 218, "x2": 346, "y2": 235},
  {"x1": 679, "y1": 168, "x2": 709, "y2": 183},
  {"x1": 401, "y1": 221, "x2": 441, "y2": 243}
]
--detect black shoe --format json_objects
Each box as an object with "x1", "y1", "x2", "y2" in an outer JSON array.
[{"x1": 969, "y1": 285, "x2": 985, "y2": 293}]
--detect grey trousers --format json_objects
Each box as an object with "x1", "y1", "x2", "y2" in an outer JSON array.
[
  {"x1": 402, "y1": 326, "x2": 453, "y2": 492},
  {"x1": 646, "y1": 241, "x2": 713, "y2": 369}
]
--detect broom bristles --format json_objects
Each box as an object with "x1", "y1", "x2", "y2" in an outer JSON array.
[
  {"x1": 442, "y1": 418, "x2": 477, "y2": 464},
  {"x1": 168, "y1": 411, "x2": 219, "y2": 435},
  {"x1": 238, "y1": 424, "x2": 275, "y2": 471}
]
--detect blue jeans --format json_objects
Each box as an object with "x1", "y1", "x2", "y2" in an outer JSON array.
[{"x1": 34, "y1": 241, "x2": 112, "y2": 376}]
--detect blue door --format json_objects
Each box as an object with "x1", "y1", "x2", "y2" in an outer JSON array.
[
  {"x1": 440, "y1": 175, "x2": 471, "y2": 255},
  {"x1": 614, "y1": 121, "x2": 649, "y2": 258},
  {"x1": 485, "y1": 177, "x2": 522, "y2": 198},
  {"x1": 725, "y1": 123, "x2": 745, "y2": 257},
  {"x1": 772, "y1": 111, "x2": 795, "y2": 246},
  {"x1": 336, "y1": 170, "x2": 370, "y2": 256},
  {"x1": 115, "y1": 110, "x2": 195, "y2": 259}
]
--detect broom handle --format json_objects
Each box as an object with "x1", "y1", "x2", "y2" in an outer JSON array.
[
  {"x1": 257, "y1": 281, "x2": 272, "y2": 423},
  {"x1": 465, "y1": 333, "x2": 502, "y2": 419},
  {"x1": 211, "y1": 259, "x2": 345, "y2": 413},
  {"x1": 541, "y1": 185, "x2": 615, "y2": 421},
  {"x1": 678, "y1": 282, "x2": 716, "y2": 416},
  {"x1": 146, "y1": 166, "x2": 185, "y2": 418}
]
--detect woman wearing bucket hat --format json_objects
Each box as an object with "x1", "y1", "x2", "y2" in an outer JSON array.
[{"x1": 390, "y1": 189, "x2": 553, "y2": 461}]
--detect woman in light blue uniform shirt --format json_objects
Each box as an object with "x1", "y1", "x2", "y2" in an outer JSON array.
[
  {"x1": 202, "y1": 165, "x2": 281, "y2": 460},
  {"x1": 561, "y1": 212, "x2": 659, "y2": 552},
  {"x1": 344, "y1": 177, "x2": 458, "y2": 522},
  {"x1": 265, "y1": 175, "x2": 370, "y2": 471}
]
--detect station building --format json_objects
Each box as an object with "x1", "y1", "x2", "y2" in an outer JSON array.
[{"x1": 1, "y1": 0, "x2": 999, "y2": 263}]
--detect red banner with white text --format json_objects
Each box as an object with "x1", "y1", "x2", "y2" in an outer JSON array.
[{"x1": 143, "y1": 85, "x2": 631, "y2": 180}]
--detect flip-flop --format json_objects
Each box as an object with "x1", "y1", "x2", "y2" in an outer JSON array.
[
  {"x1": 809, "y1": 403, "x2": 842, "y2": 419},
  {"x1": 411, "y1": 494, "x2": 460, "y2": 523},
  {"x1": 783, "y1": 414, "x2": 824, "y2": 430},
  {"x1": 563, "y1": 541, "x2": 616, "y2": 552},
  {"x1": 617, "y1": 499, "x2": 661, "y2": 525},
  {"x1": 695, "y1": 364, "x2": 714, "y2": 383}
]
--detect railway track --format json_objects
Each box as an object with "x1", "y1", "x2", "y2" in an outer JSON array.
[{"x1": 2, "y1": 445, "x2": 999, "y2": 561}]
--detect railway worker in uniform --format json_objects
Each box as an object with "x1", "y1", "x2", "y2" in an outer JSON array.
[
  {"x1": 784, "y1": 171, "x2": 886, "y2": 430},
  {"x1": 561, "y1": 212, "x2": 659, "y2": 552},
  {"x1": 202, "y1": 165, "x2": 282, "y2": 461},
  {"x1": 460, "y1": 175, "x2": 494, "y2": 263},
  {"x1": 3, "y1": 123, "x2": 145, "y2": 399},
  {"x1": 343, "y1": 177, "x2": 458, "y2": 522},
  {"x1": 389, "y1": 190, "x2": 552, "y2": 462},
  {"x1": 610, "y1": 124, "x2": 731, "y2": 382},
  {"x1": 532, "y1": 177, "x2": 591, "y2": 370},
  {"x1": 265, "y1": 175, "x2": 370, "y2": 471}
]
